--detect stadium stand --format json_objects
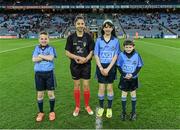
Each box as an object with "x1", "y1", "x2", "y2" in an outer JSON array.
[{"x1": 0, "y1": 0, "x2": 179, "y2": 38}]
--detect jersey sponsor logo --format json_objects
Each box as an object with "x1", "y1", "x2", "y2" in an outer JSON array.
[
  {"x1": 76, "y1": 46, "x2": 83, "y2": 54},
  {"x1": 122, "y1": 64, "x2": 134, "y2": 73},
  {"x1": 100, "y1": 51, "x2": 113, "y2": 59},
  {"x1": 83, "y1": 42, "x2": 86, "y2": 47}
]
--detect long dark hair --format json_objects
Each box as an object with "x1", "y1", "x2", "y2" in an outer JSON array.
[
  {"x1": 101, "y1": 22, "x2": 117, "y2": 38},
  {"x1": 74, "y1": 15, "x2": 85, "y2": 24}
]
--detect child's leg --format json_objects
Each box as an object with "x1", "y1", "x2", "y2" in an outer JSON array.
[
  {"x1": 74, "y1": 80, "x2": 81, "y2": 108},
  {"x1": 37, "y1": 91, "x2": 45, "y2": 113},
  {"x1": 98, "y1": 83, "x2": 105, "y2": 108},
  {"x1": 83, "y1": 79, "x2": 93, "y2": 115},
  {"x1": 130, "y1": 90, "x2": 136, "y2": 114},
  {"x1": 83, "y1": 79, "x2": 90, "y2": 108},
  {"x1": 48, "y1": 90, "x2": 55, "y2": 112},
  {"x1": 121, "y1": 91, "x2": 128, "y2": 114},
  {"x1": 107, "y1": 84, "x2": 114, "y2": 108}
]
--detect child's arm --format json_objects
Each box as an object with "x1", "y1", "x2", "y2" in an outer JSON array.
[
  {"x1": 117, "y1": 66, "x2": 126, "y2": 77},
  {"x1": 132, "y1": 67, "x2": 142, "y2": 77},
  {"x1": 32, "y1": 56, "x2": 43, "y2": 62},
  {"x1": 65, "y1": 50, "x2": 86, "y2": 64},
  {"x1": 94, "y1": 55, "x2": 107, "y2": 76},
  {"x1": 85, "y1": 51, "x2": 93, "y2": 63},
  {"x1": 104, "y1": 55, "x2": 118, "y2": 75},
  {"x1": 38, "y1": 54, "x2": 54, "y2": 61}
]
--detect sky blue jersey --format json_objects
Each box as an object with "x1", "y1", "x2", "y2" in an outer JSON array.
[
  {"x1": 32, "y1": 45, "x2": 57, "y2": 72},
  {"x1": 117, "y1": 51, "x2": 143, "y2": 78},
  {"x1": 94, "y1": 36, "x2": 120, "y2": 64}
]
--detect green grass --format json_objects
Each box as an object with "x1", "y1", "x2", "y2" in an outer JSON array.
[{"x1": 0, "y1": 38, "x2": 180, "y2": 129}]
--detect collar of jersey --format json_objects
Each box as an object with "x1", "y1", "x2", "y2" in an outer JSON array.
[
  {"x1": 101, "y1": 35, "x2": 114, "y2": 44},
  {"x1": 123, "y1": 49, "x2": 136, "y2": 58},
  {"x1": 38, "y1": 44, "x2": 49, "y2": 50}
]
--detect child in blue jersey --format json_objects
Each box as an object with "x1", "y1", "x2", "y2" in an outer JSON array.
[
  {"x1": 117, "y1": 39, "x2": 143, "y2": 121},
  {"x1": 94, "y1": 19, "x2": 120, "y2": 118},
  {"x1": 32, "y1": 31, "x2": 57, "y2": 122}
]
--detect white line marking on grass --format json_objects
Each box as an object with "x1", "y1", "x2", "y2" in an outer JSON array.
[
  {"x1": 95, "y1": 107, "x2": 103, "y2": 130},
  {"x1": 139, "y1": 40, "x2": 180, "y2": 50},
  {"x1": 0, "y1": 39, "x2": 65, "y2": 54}
]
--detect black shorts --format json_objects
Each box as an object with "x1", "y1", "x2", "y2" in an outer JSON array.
[
  {"x1": 35, "y1": 70, "x2": 56, "y2": 91},
  {"x1": 118, "y1": 77, "x2": 138, "y2": 92},
  {"x1": 96, "y1": 63, "x2": 116, "y2": 84},
  {"x1": 70, "y1": 62, "x2": 91, "y2": 80}
]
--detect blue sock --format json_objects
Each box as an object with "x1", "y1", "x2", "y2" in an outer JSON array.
[
  {"x1": 107, "y1": 94, "x2": 114, "y2": 108},
  {"x1": 131, "y1": 96, "x2": 136, "y2": 113},
  {"x1": 49, "y1": 98, "x2": 55, "y2": 112},
  {"x1": 121, "y1": 96, "x2": 127, "y2": 113},
  {"x1": 37, "y1": 99, "x2": 43, "y2": 113},
  {"x1": 98, "y1": 94, "x2": 104, "y2": 108}
]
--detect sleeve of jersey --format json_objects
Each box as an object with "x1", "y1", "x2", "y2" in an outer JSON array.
[
  {"x1": 138, "y1": 53, "x2": 144, "y2": 67},
  {"x1": 116, "y1": 54, "x2": 126, "y2": 77},
  {"x1": 115, "y1": 40, "x2": 120, "y2": 56},
  {"x1": 32, "y1": 46, "x2": 39, "y2": 57},
  {"x1": 49, "y1": 47, "x2": 57, "y2": 58},
  {"x1": 132, "y1": 67, "x2": 141, "y2": 77},
  {"x1": 94, "y1": 38, "x2": 100, "y2": 56},
  {"x1": 65, "y1": 36, "x2": 72, "y2": 52},
  {"x1": 116, "y1": 53, "x2": 122, "y2": 66}
]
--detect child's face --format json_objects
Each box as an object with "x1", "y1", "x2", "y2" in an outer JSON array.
[
  {"x1": 39, "y1": 34, "x2": 49, "y2": 46},
  {"x1": 103, "y1": 24, "x2": 113, "y2": 35},
  {"x1": 75, "y1": 19, "x2": 85, "y2": 32},
  {"x1": 124, "y1": 45, "x2": 135, "y2": 53}
]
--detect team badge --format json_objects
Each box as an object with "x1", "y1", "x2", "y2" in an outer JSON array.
[{"x1": 83, "y1": 42, "x2": 86, "y2": 47}]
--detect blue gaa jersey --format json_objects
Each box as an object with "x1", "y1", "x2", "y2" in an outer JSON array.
[
  {"x1": 117, "y1": 51, "x2": 143, "y2": 78},
  {"x1": 32, "y1": 45, "x2": 57, "y2": 72},
  {"x1": 94, "y1": 36, "x2": 120, "y2": 64}
]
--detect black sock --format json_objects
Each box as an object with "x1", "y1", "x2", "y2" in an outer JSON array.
[
  {"x1": 131, "y1": 96, "x2": 136, "y2": 113},
  {"x1": 121, "y1": 96, "x2": 127, "y2": 113},
  {"x1": 37, "y1": 99, "x2": 43, "y2": 113},
  {"x1": 98, "y1": 95, "x2": 104, "y2": 108},
  {"x1": 107, "y1": 94, "x2": 114, "y2": 108},
  {"x1": 49, "y1": 98, "x2": 55, "y2": 112},
  {"x1": 107, "y1": 100, "x2": 113, "y2": 108}
]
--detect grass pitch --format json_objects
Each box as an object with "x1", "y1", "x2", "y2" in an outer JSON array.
[{"x1": 0, "y1": 38, "x2": 180, "y2": 129}]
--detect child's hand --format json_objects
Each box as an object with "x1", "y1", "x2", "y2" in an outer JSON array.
[
  {"x1": 124, "y1": 74, "x2": 132, "y2": 79},
  {"x1": 75, "y1": 56, "x2": 87, "y2": 64},
  {"x1": 103, "y1": 68, "x2": 109, "y2": 76},
  {"x1": 99, "y1": 67, "x2": 107, "y2": 76}
]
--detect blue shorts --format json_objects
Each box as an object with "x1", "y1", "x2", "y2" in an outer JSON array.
[
  {"x1": 96, "y1": 63, "x2": 116, "y2": 84},
  {"x1": 35, "y1": 70, "x2": 56, "y2": 91}
]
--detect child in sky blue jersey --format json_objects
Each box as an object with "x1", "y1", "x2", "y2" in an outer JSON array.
[
  {"x1": 117, "y1": 39, "x2": 143, "y2": 121},
  {"x1": 32, "y1": 31, "x2": 57, "y2": 122},
  {"x1": 94, "y1": 19, "x2": 120, "y2": 118}
]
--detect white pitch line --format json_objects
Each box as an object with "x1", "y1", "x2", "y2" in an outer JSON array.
[
  {"x1": 0, "y1": 44, "x2": 36, "y2": 54},
  {"x1": 0, "y1": 39, "x2": 65, "y2": 54},
  {"x1": 138, "y1": 40, "x2": 180, "y2": 50}
]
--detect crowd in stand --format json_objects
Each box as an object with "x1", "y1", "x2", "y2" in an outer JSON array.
[{"x1": 0, "y1": 0, "x2": 179, "y2": 5}]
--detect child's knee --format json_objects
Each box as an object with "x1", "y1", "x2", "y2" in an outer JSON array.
[
  {"x1": 130, "y1": 91, "x2": 136, "y2": 97},
  {"x1": 48, "y1": 91, "x2": 55, "y2": 99},
  {"x1": 37, "y1": 91, "x2": 44, "y2": 100},
  {"x1": 122, "y1": 91, "x2": 128, "y2": 97}
]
